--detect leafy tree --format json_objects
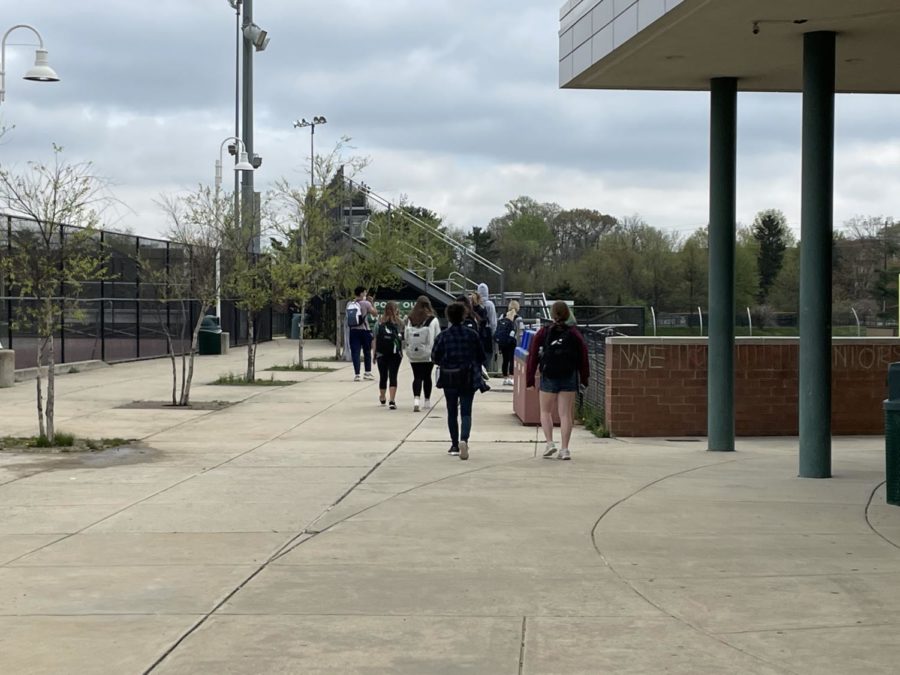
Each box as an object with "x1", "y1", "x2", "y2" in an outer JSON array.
[
  {"x1": 768, "y1": 245, "x2": 800, "y2": 313},
  {"x1": 222, "y1": 227, "x2": 272, "y2": 382},
  {"x1": 752, "y1": 209, "x2": 793, "y2": 303},
  {"x1": 551, "y1": 208, "x2": 616, "y2": 260},
  {"x1": 735, "y1": 226, "x2": 761, "y2": 310},
  {"x1": 0, "y1": 147, "x2": 111, "y2": 443},
  {"x1": 676, "y1": 228, "x2": 708, "y2": 310},
  {"x1": 466, "y1": 226, "x2": 496, "y2": 261}
]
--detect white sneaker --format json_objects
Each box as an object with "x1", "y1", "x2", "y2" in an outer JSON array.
[
  {"x1": 543, "y1": 442, "x2": 557, "y2": 458},
  {"x1": 558, "y1": 448, "x2": 571, "y2": 461},
  {"x1": 423, "y1": 399, "x2": 431, "y2": 410},
  {"x1": 353, "y1": 374, "x2": 361, "y2": 382},
  {"x1": 414, "y1": 398, "x2": 421, "y2": 412},
  {"x1": 481, "y1": 366, "x2": 490, "y2": 380},
  {"x1": 458, "y1": 440, "x2": 469, "y2": 460},
  {"x1": 363, "y1": 372, "x2": 374, "y2": 381}
]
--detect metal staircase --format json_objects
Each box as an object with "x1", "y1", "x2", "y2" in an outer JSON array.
[{"x1": 336, "y1": 176, "x2": 504, "y2": 306}]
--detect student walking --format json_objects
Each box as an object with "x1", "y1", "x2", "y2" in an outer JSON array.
[
  {"x1": 347, "y1": 286, "x2": 377, "y2": 382},
  {"x1": 374, "y1": 301, "x2": 404, "y2": 409},
  {"x1": 496, "y1": 299, "x2": 525, "y2": 386},
  {"x1": 525, "y1": 301, "x2": 590, "y2": 461},
  {"x1": 432, "y1": 301, "x2": 486, "y2": 460},
  {"x1": 477, "y1": 283, "x2": 498, "y2": 372},
  {"x1": 456, "y1": 294, "x2": 491, "y2": 394},
  {"x1": 404, "y1": 295, "x2": 441, "y2": 412},
  {"x1": 470, "y1": 291, "x2": 494, "y2": 379}
]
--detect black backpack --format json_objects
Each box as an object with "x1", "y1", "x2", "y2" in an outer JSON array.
[
  {"x1": 539, "y1": 325, "x2": 579, "y2": 379},
  {"x1": 495, "y1": 317, "x2": 517, "y2": 347},
  {"x1": 473, "y1": 305, "x2": 492, "y2": 344},
  {"x1": 376, "y1": 322, "x2": 401, "y2": 356}
]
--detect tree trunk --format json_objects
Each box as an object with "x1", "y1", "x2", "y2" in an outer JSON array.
[
  {"x1": 35, "y1": 337, "x2": 46, "y2": 440},
  {"x1": 167, "y1": 334, "x2": 177, "y2": 406},
  {"x1": 246, "y1": 314, "x2": 255, "y2": 381},
  {"x1": 46, "y1": 333, "x2": 56, "y2": 444},
  {"x1": 181, "y1": 310, "x2": 205, "y2": 406},
  {"x1": 297, "y1": 299, "x2": 306, "y2": 367},
  {"x1": 334, "y1": 293, "x2": 342, "y2": 360}
]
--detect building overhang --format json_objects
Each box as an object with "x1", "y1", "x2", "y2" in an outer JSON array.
[{"x1": 559, "y1": 0, "x2": 900, "y2": 93}]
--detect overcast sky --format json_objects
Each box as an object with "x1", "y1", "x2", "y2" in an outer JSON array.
[{"x1": 1, "y1": 0, "x2": 899, "y2": 240}]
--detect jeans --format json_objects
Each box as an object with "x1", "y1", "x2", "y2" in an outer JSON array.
[
  {"x1": 444, "y1": 388, "x2": 475, "y2": 445},
  {"x1": 377, "y1": 353, "x2": 402, "y2": 389},
  {"x1": 349, "y1": 329, "x2": 372, "y2": 375},
  {"x1": 500, "y1": 344, "x2": 515, "y2": 377},
  {"x1": 410, "y1": 362, "x2": 434, "y2": 399}
]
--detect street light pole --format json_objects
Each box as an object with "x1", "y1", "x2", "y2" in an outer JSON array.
[
  {"x1": 0, "y1": 24, "x2": 60, "y2": 104},
  {"x1": 214, "y1": 137, "x2": 255, "y2": 318},
  {"x1": 292, "y1": 116, "x2": 327, "y2": 190}
]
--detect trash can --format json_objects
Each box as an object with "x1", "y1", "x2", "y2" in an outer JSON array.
[
  {"x1": 198, "y1": 315, "x2": 223, "y2": 355},
  {"x1": 290, "y1": 313, "x2": 302, "y2": 340},
  {"x1": 884, "y1": 362, "x2": 900, "y2": 505},
  {"x1": 513, "y1": 329, "x2": 560, "y2": 426}
]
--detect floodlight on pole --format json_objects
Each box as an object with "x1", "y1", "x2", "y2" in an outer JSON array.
[
  {"x1": 0, "y1": 24, "x2": 60, "y2": 104},
  {"x1": 242, "y1": 22, "x2": 269, "y2": 52},
  {"x1": 292, "y1": 115, "x2": 327, "y2": 188}
]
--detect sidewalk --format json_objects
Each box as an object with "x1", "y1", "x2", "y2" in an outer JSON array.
[{"x1": 1, "y1": 339, "x2": 899, "y2": 674}]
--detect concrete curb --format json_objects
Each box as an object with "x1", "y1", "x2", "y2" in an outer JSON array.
[{"x1": 14, "y1": 359, "x2": 110, "y2": 383}]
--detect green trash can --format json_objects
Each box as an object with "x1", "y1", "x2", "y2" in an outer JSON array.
[
  {"x1": 884, "y1": 362, "x2": 900, "y2": 505},
  {"x1": 198, "y1": 315, "x2": 223, "y2": 355},
  {"x1": 290, "y1": 313, "x2": 302, "y2": 340}
]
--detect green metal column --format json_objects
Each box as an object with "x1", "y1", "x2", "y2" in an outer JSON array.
[
  {"x1": 799, "y1": 32, "x2": 836, "y2": 478},
  {"x1": 708, "y1": 77, "x2": 737, "y2": 452}
]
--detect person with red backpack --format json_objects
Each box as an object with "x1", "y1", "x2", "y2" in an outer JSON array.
[{"x1": 525, "y1": 301, "x2": 590, "y2": 461}]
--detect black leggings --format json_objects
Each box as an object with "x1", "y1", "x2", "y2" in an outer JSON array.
[
  {"x1": 410, "y1": 362, "x2": 434, "y2": 399},
  {"x1": 500, "y1": 344, "x2": 515, "y2": 377},
  {"x1": 377, "y1": 354, "x2": 402, "y2": 390}
]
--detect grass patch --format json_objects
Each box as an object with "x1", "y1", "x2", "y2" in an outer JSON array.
[
  {"x1": 578, "y1": 405, "x2": 610, "y2": 439},
  {"x1": 1, "y1": 435, "x2": 132, "y2": 453},
  {"x1": 265, "y1": 362, "x2": 336, "y2": 372},
  {"x1": 211, "y1": 373, "x2": 295, "y2": 386}
]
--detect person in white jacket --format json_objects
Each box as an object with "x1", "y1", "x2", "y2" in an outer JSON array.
[{"x1": 404, "y1": 295, "x2": 442, "y2": 412}]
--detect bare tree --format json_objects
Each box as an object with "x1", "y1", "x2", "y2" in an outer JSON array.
[
  {"x1": 0, "y1": 147, "x2": 111, "y2": 443},
  {"x1": 154, "y1": 186, "x2": 224, "y2": 404}
]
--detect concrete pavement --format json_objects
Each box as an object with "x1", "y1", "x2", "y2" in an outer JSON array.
[{"x1": 0, "y1": 339, "x2": 899, "y2": 673}]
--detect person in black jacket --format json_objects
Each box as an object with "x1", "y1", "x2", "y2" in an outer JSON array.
[{"x1": 432, "y1": 302, "x2": 485, "y2": 460}]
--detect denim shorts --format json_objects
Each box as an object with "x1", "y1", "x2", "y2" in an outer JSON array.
[{"x1": 540, "y1": 371, "x2": 578, "y2": 393}]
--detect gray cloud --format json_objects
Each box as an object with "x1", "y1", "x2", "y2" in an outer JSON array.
[{"x1": 2, "y1": 0, "x2": 899, "y2": 239}]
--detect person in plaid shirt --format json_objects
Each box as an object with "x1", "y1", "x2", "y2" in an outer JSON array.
[{"x1": 431, "y1": 302, "x2": 485, "y2": 460}]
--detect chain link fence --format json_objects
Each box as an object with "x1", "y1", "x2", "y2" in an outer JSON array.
[{"x1": 1, "y1": 216, "x2": 288, "y2": 370}]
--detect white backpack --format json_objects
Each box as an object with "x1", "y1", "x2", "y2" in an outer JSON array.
[{"x1": 405, "y1": 317, "x2": 435, "y2": 361}]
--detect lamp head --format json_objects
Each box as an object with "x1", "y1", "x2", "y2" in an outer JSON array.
[
  {"x1": 243, "y1": 23, "x2": 270, "y2": 52},
  {"x1": 313, "y1": 116, "x2": 327, "y2": 125},
  {"x1": 234, "y1": 151, "x2": 255, "y2": 172},
  {"x1": 24, "y1": 49, "x2": 60, "y2": 82}
]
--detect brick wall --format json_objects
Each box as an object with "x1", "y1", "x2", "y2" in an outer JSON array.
[{"x1": 605, "y1": 338, "x2": 900, "y2": 437}]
